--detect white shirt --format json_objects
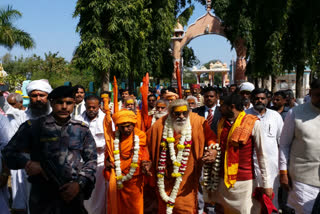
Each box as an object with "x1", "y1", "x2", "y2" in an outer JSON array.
[
  {"x1": 279, "y1": 109, "x2": 296, "y2": 171},
  {"x1": 0, "y1": 96, "x2": 51, "y2": 132},
  {"x1": 246, "y1": 107, "x2": 283, "y2": 186},
  {"x1": 204, "y1": 105, "x2": 217, "y2": 119},
  {"x1": 72, "y1": 100, "x2": 86, "y2": 119},
  {"x1": 250, "y1": 120, "x2": 272, "y2": 188},
  {"x1": 279, "y1": 107, "x2": 320, "y2": 213},
  {"x1": 76, "y1": 109, "x2": 106, "y2": 164}
]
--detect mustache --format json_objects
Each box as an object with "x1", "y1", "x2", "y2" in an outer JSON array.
[{"x1": 175, "y1": 117, "x2": 187, "y2": 122}]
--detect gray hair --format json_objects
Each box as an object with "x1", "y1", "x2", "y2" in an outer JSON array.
[
  {"x1": 155, "y1": 99, "x2": 169, "y2": 107},
  {"x1": 168, "y1": 99, "x2": 190, "y2": 116},
  {"x1": 8, "y1": 93, "x2": 23, "y2": 103},
  {"x1": 186, "y1": 95, "x2": 197, "y2": 102}
]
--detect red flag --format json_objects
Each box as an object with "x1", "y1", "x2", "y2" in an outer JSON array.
[{"x1": 176, "y1": 61, "x2": 182, "y2": 99}]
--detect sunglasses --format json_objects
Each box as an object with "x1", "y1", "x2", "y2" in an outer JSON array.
[{"x1": 173, "y1": 111, "x2": 188, "y2": 117}]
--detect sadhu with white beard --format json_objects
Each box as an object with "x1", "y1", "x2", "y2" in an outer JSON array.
[
  {"x1": 146, "y1": 99, "x2": 217, "y2": 214},
  {"x1": 151, "y1": 100, "x2": 169, "y2": 125}
]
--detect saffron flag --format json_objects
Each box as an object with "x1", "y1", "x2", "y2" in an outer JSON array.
[
  {"x1": 140, "y1": 73, "x2": 149, "y2": 131},
  {"x1": 176, "y1": 61, "x2": 182, "y2": 99},
  {"x1": 113, "y1": 76, "x2": 118, "y2": 114}
]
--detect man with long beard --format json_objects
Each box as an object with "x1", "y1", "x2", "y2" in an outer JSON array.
[
  {"x1": 146, "y1": 99, "x2": 217, "y2": 214},
  {"x1": 0, "y1": 79, "x2": 52, "y2": 214},
  {"x1": 246, "y1": 88, "x2": 283, "y2": 209},
  {"x1": 204, "y1": 94, "x2": 273, "y2": 214}
]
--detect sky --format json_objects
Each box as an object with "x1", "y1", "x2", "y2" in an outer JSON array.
[{"x1": 0, "y1": 1, "x2": 235, "y2": 66}]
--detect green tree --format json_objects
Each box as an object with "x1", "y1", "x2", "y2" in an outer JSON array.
[
  {"x1": 281, "y1": 0, "x2": 320, "y2": 98},
  {"x1": 74, "y1": 0, "x2": 157, "y2": 91},
  {"x1": 0, "y1": 6, "x2": 34, "y2": 49},
  {"x1": 2, "y1": 53, "x2": 94, "y2": 89}
]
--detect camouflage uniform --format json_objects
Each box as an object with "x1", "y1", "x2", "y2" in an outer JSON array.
[{"x1": 2, "y1": 114, "x2": 97, "y2": 214}]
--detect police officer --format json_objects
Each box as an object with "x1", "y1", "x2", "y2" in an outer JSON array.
[{"x1": 2, "y1": 86, "x2": 97, "y2": 214}]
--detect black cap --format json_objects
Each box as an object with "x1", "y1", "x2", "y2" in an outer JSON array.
[{"x1": 48, "y1": 86, "x2": 75, "y2": 100}]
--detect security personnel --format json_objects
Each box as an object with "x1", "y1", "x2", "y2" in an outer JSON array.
[{"x1": 2, "y1": 86, "x2": 97, "y2": 214}]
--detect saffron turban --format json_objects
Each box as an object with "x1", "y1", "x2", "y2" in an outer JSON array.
[
  {"x1": 26, "y1": 79, "x2": 53, "y2": 95},
  {"x1": 164, "y1": 92, "x2": 179, "y2": 100},
  {"x1": 112, "y1": 109, "x2": 137, "y2": 125},
  {"x1": 239, "y1": 82, "x2": 255, "y2": 92}
]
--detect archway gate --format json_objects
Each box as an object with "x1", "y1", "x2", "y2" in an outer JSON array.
[{"x1": 171, "y1": 0, "x2": 247, "y2": 86}]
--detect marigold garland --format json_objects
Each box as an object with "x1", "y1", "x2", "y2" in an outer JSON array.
[
  {"x1": 113, "y1": 130, "x2": 140, "y2": 189},
  {"x1": 157, "y1": 116, "x2": 192, "y2": 214}
]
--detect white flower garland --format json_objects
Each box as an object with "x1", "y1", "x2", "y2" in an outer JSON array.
[
  {"x1": 202, "y1": 143, "x2": 221, "y2": 191},
  {"x1": 151, "y1": 114, "x2": 157, "y2": 126},
  {"x1": 113, "y1": 130, "x2": 140, "y2": 189},
  {"x1": 157, "y1": 116, "x2": 192, "y2": 214}
]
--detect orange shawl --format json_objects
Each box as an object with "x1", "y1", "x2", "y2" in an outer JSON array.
[
  {"x1": 104, "y1": 102, "x2": 150, "y2": 214},
  {"x1": 217, "y1": 111, "x2": 258, "y2": 188}
]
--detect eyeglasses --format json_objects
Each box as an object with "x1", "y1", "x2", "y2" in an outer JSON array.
[
  {"x1": 173, "y1": 111, "x2": 188, "y2": 117},
  {"x1": 188, "y1": 102, "x2": 195, "y2": 105}
]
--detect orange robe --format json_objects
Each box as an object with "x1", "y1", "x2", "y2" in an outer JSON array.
[
  {"x1": 146, "y1": 112, "x2": 217, "y2": 214},
  {"x1": 136, "y1": 110, "x2": 142, "y2": 129},
  {"x1": 106, "y1": 128, "x2": 150, "y2": 214}
]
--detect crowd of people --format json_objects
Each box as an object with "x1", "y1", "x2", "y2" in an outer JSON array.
[{"x1": 0, "y1": 78, "x2": 319, "y2": 214}]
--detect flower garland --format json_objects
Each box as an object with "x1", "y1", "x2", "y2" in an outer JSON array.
[
  {"x1": 202, "y1": 143, "x2": 221, "y2": 191},
  {"x1": 157, "y1": 116, "x2": 192, "y2": 214},
  {"x1": 113, "y1": 130, "x2": 140, "y2": 189}
]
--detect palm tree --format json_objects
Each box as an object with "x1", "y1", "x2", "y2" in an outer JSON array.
[{"x1": 0, "y1": 5, "x2": 34, "y2": 49}]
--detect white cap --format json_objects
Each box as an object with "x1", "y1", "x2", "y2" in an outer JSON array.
[
  {"x1": 239, "y1": 82, "x2": 255, "y2": 92},
  {"x1": 26, "y1": 79, "x2": 53, "y2": 95}
]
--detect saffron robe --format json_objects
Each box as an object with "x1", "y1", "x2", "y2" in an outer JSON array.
[
  {"x1": 105, "y1": 128, "x2": 150, "y2": 214},
  {"x1": 146, "y1": 112, "x2": 216, "y2": 214}
]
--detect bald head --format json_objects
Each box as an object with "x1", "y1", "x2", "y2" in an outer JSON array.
[{"x1": 7, "y1": 93, "x2": 25, "y2": 110}]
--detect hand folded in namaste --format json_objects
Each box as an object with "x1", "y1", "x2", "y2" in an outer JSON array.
[
  {"x1": 202, "y1": 148, "x2": 217, "y2": 164},
  {"x1": 141, "y1": 160, "x2": 152, "y2": 176}
]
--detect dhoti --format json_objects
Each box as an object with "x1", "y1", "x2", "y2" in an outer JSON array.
[{"x1": 204, "y1": 179, "x2": 261, "y2": 214}]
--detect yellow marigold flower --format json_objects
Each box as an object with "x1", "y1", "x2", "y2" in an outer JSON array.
[
  {"x1": 171, "y1": 172, "x2": 176, "y2": 177},
  {"x1": 186, "y1": 144, "x2": 191, "y2": 148},
  {"x1": 177, "y1": 144, "x2": 185, "y2": 150},
  {"x1": 117, "y1": 183, "x2": 124, "y2": 189},
  {"x1": 130, "y1": 163, "x2": 139, "y2": 168},
  {"x1": 113, "y1": 150, "x2": 120, "y2": 155},
  {"x1": 160, "y1": 142, "x2": 167, "y2": 147},
  {"x1": 116, "y1": 175, "x2": 123, "y2": 180},
  {"x1": 167, "y1": 204, "x2": 175, "y2": 208},
  {"x1": 173, "y1": 161, "x2": 181, "y2": 167},
  {"x1": 166, "y1": 137, "x2": 175, "y2": 143},
  {"x1": 157, "y1": 174, "x2": 164, "y2": 178},
  {"x1": 172, "y1": 172, "x2": 182, "y2": 177}
]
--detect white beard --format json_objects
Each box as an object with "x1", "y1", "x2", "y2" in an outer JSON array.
[
  {"x1": 155, "y1": 111, "x2": 167, "y2": 119},
  {"x1": 151, "y1": 111, "x2": 167, "y2": 126},
  {"x1": 172, "y1": 118, "x2": 187, "y2": 134}
]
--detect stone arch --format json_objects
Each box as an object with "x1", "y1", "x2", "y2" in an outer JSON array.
[{"x1": 172, "y1": 8, "x2": 247, "y2": 85}]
